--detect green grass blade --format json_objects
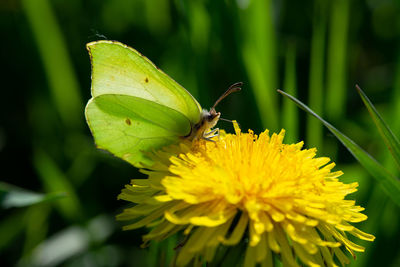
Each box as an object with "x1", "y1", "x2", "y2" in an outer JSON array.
[
  {"x1": 307, "y1": 0, "x2": 327, "y2": 149},
  {"x1": 277, "y1": 89, "x2": 400, "y2": 206},
  {"x1": 19, "y1": 226, "x2": 90, "y2": 266},
  {"x1": 145, "y1": 0, "x2": 171, "y2": 36},
  {"x1": 356, "y1": 85, "x2": 400, "y2": 170},
  {"x1": 239, "y1": 0, "x2": 278, "y2": 131},
  {"x1": 33, "y1": 148, "x2": 82, "y2": 220},
  {"x1": 325, "y1": 0, "x2": 350, "y2": 120},
  {"x1": 282, "y1": 43, "x2": 298, "y2": 143},
  {"x1": 0, "y1": 182, "x2": 65, "y2": 209},
  {"x1": 349, "y1": 187, "x2": 387, "y2": 267},
  {"x1": 0, "y1": 210, "x2": 26, "y2": 252},
  {"x1": 390, "y1": 54, "x2": 400, "y2": 134},
  {"x1": 23, "y1": 205, "x2": 51, "y2": 256},
  {"x1": 22, "y1": 0, "x2": 82, "y2": 129},
  {"x1": 382, "y1": 53, "x2": 400, "y2": 174}
]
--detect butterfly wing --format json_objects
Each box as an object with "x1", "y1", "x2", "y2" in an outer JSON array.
[
  {"x1": 86, "y1": 40, "x2": 202, "y2": 124},
  {"x1": 85, "y1": 41, "x2": 203, "y2": 166},
  {"x1": 86, "y1": 94, "x2": 192, "y2": 166}
]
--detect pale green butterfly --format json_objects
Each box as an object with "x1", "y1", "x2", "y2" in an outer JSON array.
[{"x1": 85, "y1": 40, "x2": 241, "y2": 167}]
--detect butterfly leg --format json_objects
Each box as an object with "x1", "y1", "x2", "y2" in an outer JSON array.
[{"x1": 203, "y1": 128, "x2": 219, "y2": 142}]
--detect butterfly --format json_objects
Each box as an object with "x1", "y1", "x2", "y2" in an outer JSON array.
[{"x1": 85, "y1": 40, "x2": 241, "y2": 167}]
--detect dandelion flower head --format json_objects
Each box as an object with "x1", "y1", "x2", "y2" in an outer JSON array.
[{"x1": 117, "y1": 123, "x2": 374, "y2": 266}]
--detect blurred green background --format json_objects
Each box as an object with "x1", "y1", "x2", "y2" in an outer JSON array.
[{"x1": 1, "y1": 0, "x2": 400, "y2": 266}]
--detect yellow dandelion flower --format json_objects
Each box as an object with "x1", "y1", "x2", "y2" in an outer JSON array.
[{"x1": 117, "y1": 122, "x2": 375, "y2": 267}]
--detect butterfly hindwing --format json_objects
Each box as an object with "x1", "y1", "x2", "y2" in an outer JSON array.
[{"x1": 85, "y1": 94, "x2": 192, "y2": 166}]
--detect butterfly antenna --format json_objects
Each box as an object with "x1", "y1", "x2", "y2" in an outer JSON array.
[
  {"x1": 220, "y1": 117, "x2": 241, "y2": 128},
  {"x1": 212, "y1": 82, "x2": 243, "y2": 110},
  {"x1": 219, "y1": 118, "x2": 233, "y2": 122}
]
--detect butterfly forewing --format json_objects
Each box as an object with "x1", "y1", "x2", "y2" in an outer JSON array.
[{"x1": 87, "y1": 41, "x2": 202, "y2": 124}]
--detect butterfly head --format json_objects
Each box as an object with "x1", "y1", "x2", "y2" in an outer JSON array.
[
  {"x1": 206, "y1": 108, "x2": 221, "y2": 129},
  {"x1": 187, "y1": 82, "x2": 242, "y2": 140}
]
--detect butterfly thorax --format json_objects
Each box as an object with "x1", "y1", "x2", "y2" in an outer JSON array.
[{"x1": 187, "y1": 108, "x2": 220, "y2": 140}]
